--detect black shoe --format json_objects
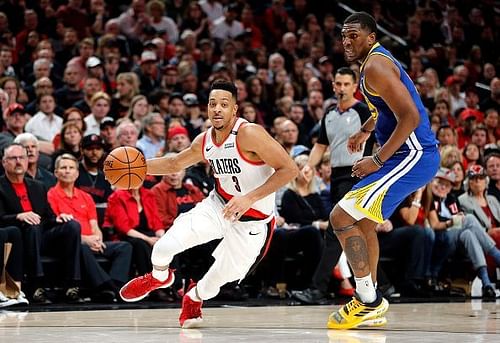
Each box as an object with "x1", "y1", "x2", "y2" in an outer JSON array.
[
  {"x1": 92, "y1": 289, "x2": 117, "y2": 303},
  {"x1": 31, "y1": 288, "x2": 52, "y2": 305},
  {"x1": 65, "y1": 287, "x2": 85, "y2": 304},
  {"x1": 217, "y1": 284, "x2": 249, "y2": 301},
  {"x1": 482, "y1": 285, "x2": 498, "y2": 299},
  {"x1": 291, "y1": 288, "x2": 328, "y2": 305},
  {"x1": 401, "y1": 280, "x2": 433, "y2": 298}
]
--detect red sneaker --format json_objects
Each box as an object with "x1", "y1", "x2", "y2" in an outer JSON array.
[
  {"x1": 179, "y1": 281, "x2": 203, "y2": 328},
  {"x1": 120, "y1": 269, "x2": 175, "y2": 302}
]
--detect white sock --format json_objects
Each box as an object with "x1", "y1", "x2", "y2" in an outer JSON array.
[
  {"x1": 355, "y1": 273, "x2": 377, "y2": 303},
  {"x1": 152, "y1": 267, "x2": 170, "y2": 282},
  {"x1": 187, "y1": 286, "x2": 202, "y2": 302}
]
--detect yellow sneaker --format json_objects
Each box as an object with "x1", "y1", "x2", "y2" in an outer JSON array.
[{"x1": 327, "y1": 295, "x2": 389, "y2": 329}]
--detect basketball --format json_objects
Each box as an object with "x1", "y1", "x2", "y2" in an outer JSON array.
[{"x1": 103, "y1": 146, "x2": 147, "y2": 189}]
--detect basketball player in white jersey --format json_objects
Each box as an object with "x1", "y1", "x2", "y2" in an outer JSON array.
[{"x1": 119, "y1": 80, "x2": 299, "y2": 328}]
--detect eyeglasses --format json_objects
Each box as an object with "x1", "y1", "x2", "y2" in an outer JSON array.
[{"x1": 4, "y1": 155, "x2": 27, "y2": 162}]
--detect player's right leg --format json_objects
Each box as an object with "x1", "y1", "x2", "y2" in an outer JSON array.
[{"x1": 120, "y1": 197, "x2": 224, "y2": 302}]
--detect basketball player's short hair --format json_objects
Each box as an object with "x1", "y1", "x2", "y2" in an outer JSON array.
[
  {"x1": 344, "y1": 12, "x2": 377, "y2": 35},
  {"x1": 210, "y1": 79, "x2": 238, "y2": 100},
  {"x1": 335, "y1": 67, "x2": 357, "y2": 82}
]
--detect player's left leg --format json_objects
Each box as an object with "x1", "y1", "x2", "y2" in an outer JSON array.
[{"x1": 180, "y1": 219, "x2": 273, "y2": 328}]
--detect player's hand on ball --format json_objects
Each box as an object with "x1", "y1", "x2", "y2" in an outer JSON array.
[
  {"x1": 351, "y1": 157, "x2": 379, "y2": 178},
  {"x1": 223, "y1": 195, "x2": 253, "y2": 222}
]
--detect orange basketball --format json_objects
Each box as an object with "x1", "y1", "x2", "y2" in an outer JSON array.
[{"x1": 103, "y1": 146, "x2": 147, "y2": 189}]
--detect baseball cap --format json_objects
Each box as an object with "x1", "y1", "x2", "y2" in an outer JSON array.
[
  {"x1": 290, "y1": 145, "x2": 310, "y2": 158},
  {"x1": 466, "y1": 164, "x2": 487, "y2": 178},
  {"x1": 4, "y1": 103, "x2": 25, "y2": 117},
  {"x1": 212, "y1": 62, "x2": 228, "y2": 73},
  {"x1": 169, "y1": 92, "x2": 184, "y2": 102},
  {"x1": 86, "y1": 56, "x2": 102, "y2": 68},
  {"x1": 318, "y1": 56, "x2": 332, "y2": 65},
  {"x1": 435, "y1": 167, "x2": 456, "y2": 183},
  {"x1": 183, "y1": 93, "x2": 199, "y2": 107},
  {"x1": 143, "y1": 40, "x2": 157, "y2": 49},
  {"x1": 82, "y1": 134, "x2": 105, "y2": 149},
  {"x1": 99, "y1": 117, "x2": 116, "y2": 130},
  {"x1": 140, "y1": 50, "x2": 157, "y2": 64},
  {"x1": 460, "y1": 108, "x2": 483, "y2": 122},
  {"x1": 168, "y1": 126, "x2": 189, "y2": 139},
  {"x1": 445, "y1": 75, "x2": 460, "y2": 87}
]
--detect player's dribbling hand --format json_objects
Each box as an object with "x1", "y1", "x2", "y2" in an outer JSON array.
[
  {"x1": 351, "y1": 157, "x2": 379, "y2": 178},
  {"x1": 223, "y1": 195, "x2": 253, "y2": 222}
]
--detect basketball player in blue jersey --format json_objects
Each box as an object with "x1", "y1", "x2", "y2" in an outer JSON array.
[
  {"x1": 118, "y1": 80, "x2": 299, "y2": 328},
  {"x1": 327, "y1": 12, "x2": 440, "y2": 329}
]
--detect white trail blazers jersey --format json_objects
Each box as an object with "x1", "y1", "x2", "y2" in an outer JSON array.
[{"x1": 202, "y1": 118, "x2": 275, "y2": 221}]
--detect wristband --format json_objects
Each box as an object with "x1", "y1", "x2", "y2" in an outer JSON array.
[
  {"x1": 411, "y1": 201, "x2": 421, "y2": 208},
  {"x1": 372, "y1": 152, "x2": 384, "y2": 168}
]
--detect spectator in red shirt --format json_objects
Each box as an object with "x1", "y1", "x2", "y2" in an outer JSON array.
[
  {"x1": 48, "y1": 153, "x2": 132, "y2": 302},
  {"x1": 104, "y1": 184, "x2": 164, "y2": 276}
]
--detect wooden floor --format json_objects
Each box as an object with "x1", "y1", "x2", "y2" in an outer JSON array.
[{"x1": 1, "y1": 300, "x2": 499, "y2": 342}]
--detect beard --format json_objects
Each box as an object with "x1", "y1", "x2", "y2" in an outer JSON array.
[{"x1": 83, "y1": 154, "x2": 100, "y2": 168}]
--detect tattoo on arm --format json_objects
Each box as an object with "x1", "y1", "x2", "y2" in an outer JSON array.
[{"x1": 344, "y1": 236, "x2": 370, "y2": 274}]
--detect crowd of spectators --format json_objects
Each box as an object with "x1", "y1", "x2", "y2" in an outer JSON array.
[{"x1": 0, "y1": 0, "x2": 500, "y2": 307}]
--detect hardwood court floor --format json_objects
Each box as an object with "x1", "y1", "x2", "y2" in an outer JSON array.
[{"x1": 1, "y1": 301, "x2": 499, "y2": 343}]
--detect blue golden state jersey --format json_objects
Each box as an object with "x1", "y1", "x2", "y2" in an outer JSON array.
[{"x1": 359, "y1": 43, "x2": 438, "y2": 152}]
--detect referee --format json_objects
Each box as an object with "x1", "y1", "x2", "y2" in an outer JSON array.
[{"x1": 293, "y1": 67, "x2": 374, "y2": 304}]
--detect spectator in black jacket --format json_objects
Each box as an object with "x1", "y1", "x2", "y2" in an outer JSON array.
[{"x1": 0, "y1": 143, "x2": 84, "y2": 304}]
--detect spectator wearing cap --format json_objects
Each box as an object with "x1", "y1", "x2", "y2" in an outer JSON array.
[
  {"x1": 99, "y1": 118, "x2": 118, "y2": 153},
  {"x1": 14, "y1": 133, "x2": 56, "y2": 189},
  {"x1": 24, "y1": 93, "x2": 62, "y2": 143},
  {"x1": 445, "y1": 75, "x2": 466, "y2": 116},
  {"x1": 210, "y1": 3, "x2": 244, "y2": 41},
  {"x1": 167, "y1": 125, "x2": 190, "y2": 153},
  {"x1": 147, "y1": 0, "x2": 179, "y2": 44},
  {"x1": 485, "y1": 153, "x2": 500, "y2": 202},
  {"x1": 54, "y1": 64, "x2": 84, "y2": 110},
  {"x1": 134, "y1": 50, "x2": 160, "y2": 95},
  {"x1": 137, "y1": 113, "x2": 165, "y2": 159},
  {"x1": 84, "y1": 92, "x2": 113, "y2": 136},
  {"x1": 116, "y1": 121, "x2": 139, "y2": 148},
  {"x1": 184, "y1": 93, "x2": 204, "y2": 138},
  {"x1": 0, "y1": 104, "x2": 28, "y2": 155},
  {"x1": 428, "y1": 167, "x2": 499, "y2": 298},
  {"x1": 455, "y1": 108, "x2": 479, "y2": 149},
  {"x1": 86, "y1": 56, "x2": 105, "y2": 81},
  {"x1": 76, "y1": 134, "x2": 112, "y2": 209}
]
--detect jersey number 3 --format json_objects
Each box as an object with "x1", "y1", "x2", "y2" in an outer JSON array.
[{"x1": 232, "y1": 176, "x2": 241, "y2": 192}]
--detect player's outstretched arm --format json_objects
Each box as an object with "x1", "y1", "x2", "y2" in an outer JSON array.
[
  {"x1": 146, "y1": 133, "x2": 205, "y2": 175},
  {"x1": 364, "y1": 55, "x2": 420, "y2": 162},
  {"x1": 238, "y1": 123, "x2": 299, "y2": 202}
]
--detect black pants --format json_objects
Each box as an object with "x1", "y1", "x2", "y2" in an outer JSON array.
[
  {"x1": 80, "y1": 241, "x2": 132, "y2": 287},
  {"x1": 0, "y1": 226, "x2": 23, "y2": 282},
  {"x1": 22, "y1": 220, "x2": 82, "y2": 286}
]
